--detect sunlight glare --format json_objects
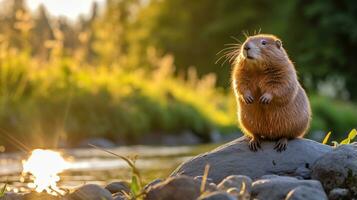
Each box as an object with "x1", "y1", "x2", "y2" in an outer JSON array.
[{"x1": 22, "y1": 149, "x2": 69, "y2": 195}]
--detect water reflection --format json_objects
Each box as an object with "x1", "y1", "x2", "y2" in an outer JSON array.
[{"x1": 0, "y1": 145, "x2": 214, "y2": 192}]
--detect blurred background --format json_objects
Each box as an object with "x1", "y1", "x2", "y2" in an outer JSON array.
[{"x1": 0, "y1": 0, "x2": 357, "y2": 152}]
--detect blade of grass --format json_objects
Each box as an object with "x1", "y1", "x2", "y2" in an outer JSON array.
[
  {"x1": 88, "y1": 144, "x2": 138, "y2": 175},
  {"x1": 0, "y1": 183, "x2": 7, "y2": 197},
  {"x1": 200, "y1": 164, "x2": 210, "y2": 193},
  {"x1": 340, "y1": 138, "x2": 350, "y2": 145},
  {"x1": 322, "y1": 131, "x2": 332, "y2": 145},
  {"x1": 239, "y1": 181, "x2": 246, "y2": 197},
  {"x1": 88, "y1": 144, "x2": 143, "y2": 200},
  {"x1": 339, "y1": 129, "x2": 357, "y2": 145},
  {"x1": 348, "y1": 129, "x2": 356, "y2": 141}
]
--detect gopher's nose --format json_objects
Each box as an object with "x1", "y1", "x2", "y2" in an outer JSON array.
[{"x1": 244, "y1": 43, "x2": 251, "y2": 51}]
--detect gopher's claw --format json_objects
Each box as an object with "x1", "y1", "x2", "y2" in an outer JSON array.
[
  {"x1": 244, "y1": 94, "x2": 254, "y2": 104},
  {"x1": 274, "y1": 138, "x2": 288, "y2": 152},
  {"x1": 249, "y1": 138, "x2": 261, "y2": 152},
  {"x1": 259, "y1": 93, "x2": 272, "y2": 104}
]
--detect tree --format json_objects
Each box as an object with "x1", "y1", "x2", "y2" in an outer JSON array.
[
  {"x1": 31, "y1": 4, "x2": 54, "y2": 60},
  {"x1": 287, "y1": 0, "x2": 357, "y2": 99},
  {"x1": 126, "y1": 0, "x2": 279, "y2": 86}
]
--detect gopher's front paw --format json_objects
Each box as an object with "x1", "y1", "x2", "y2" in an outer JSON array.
[
  {"x1": 243, "y1": 92, "x2": 254, "y2": 104},
  {"x1": 274, "y1": 138, "x2": 288, "y2": 152},
  {"x1": 259, "y1": 93, "x2": 272, "y2": 104},
  {"x1": 249, "y1": 137, "x2": 261, "y2": 152}
]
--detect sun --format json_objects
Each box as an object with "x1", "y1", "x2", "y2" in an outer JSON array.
[{"x1": 22, "y1": 149, "x2": 69, "y2": 195}]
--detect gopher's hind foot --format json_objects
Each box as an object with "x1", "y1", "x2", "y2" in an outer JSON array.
[
  {"x1": 249, "y1": 137, "x2": 261, "y2": 152},
  {"x1": 274, "y1": 138, "x2": 288, "y2": 152}
]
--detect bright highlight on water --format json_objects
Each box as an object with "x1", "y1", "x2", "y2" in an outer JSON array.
[{"x1": 22, "y1": 149, "x2": 69, "y2": 195}]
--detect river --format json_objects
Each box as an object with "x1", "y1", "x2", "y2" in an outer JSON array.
[{"x1": 0, "y1": 144, "x2": 218, "y2": 193}]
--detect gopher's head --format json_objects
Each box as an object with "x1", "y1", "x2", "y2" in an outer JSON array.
[{"x1": 239, "y1": 34, "x2": 288, "y2": 65}]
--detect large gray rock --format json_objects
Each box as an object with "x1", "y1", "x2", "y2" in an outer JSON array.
[
  {"x1": 285, "y1": 185, "x2": 328, "y2": 200},
  {"x1": 251, "y1": 175, "x2": 325, "y2": 200},
  {"x1": 311, "y1": 143, "x2": 357, "y2": 196},
  {"x1": 171, "y1": 136, "x2": 332, "y2": 183},
  {"x1": 67, "y1": 184, "x2": 113, "y2": 200},
  {"x1": 144, "y1": 176, "x2": 216, "y2": 200}
]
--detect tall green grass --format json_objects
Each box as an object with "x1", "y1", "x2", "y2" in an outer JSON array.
[{"x1": 0, "y1": 46, "x2": 237, "y2": 149}]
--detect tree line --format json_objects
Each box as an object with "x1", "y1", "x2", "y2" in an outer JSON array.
[{"x1": 1, "y1": 0, "x2": 357, "y2": 100}]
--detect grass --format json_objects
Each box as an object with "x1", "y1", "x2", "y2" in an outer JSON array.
[
  {"x1": 310, "y1": 96, "x2": 357, "y2": 140},
  {"x1": 322, "y1": 129, "x2": 357, "y2": 147},
  {"x1": 322, "y1": 131, "x2": 332, "y2": 145},
  {"x1": 200, "y1": 164, "x2": 210, "y2": 193},
  {"x1": 89, "y1": 144, "x2": 144, "y2": 200},
  {"x1": 0, "y1": 183, "x2": 7, "y2": 197},
  {"x1": 0, "y1": 47, "x2": 237, "y2": 150}
]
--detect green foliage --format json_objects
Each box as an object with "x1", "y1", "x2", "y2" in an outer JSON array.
[
  {"x1": 289, "y1": 0, "x2": 357, "y2": 99},
  {"x1": 125, "y1": 0, "x2": 357, "y2": 99},
  {"x1": 0, "y1": 47, "x2": 236, "y2": 149},
  {"x1": 310, "y1": 96, "x2": 357, "y2": 140}
]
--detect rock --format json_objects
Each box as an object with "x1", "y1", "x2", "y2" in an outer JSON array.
[
  {"x1": 144, "y1": 176, "x2": 216, "y2": 200},
  {"x1": 197, "y1": 191, "x2": 236, "y2": 200},
  {"x1": 194, "y1": 176, "x2": 218, "y2": 191},
  {"x1": 143, "y1": 179, "x2": 163, "y2": 191},
  {"x1": 67, "y1": 184, "x2": 113, "y2": 200},
  {"x1": 251, "y1": 175, "x2": 325, "y2": 200},
  {"x1": 217, "y1": 175, "x2": 252, "y2": 191},
  {"x1": 194, "y1": 176, "x2": 214, "y2": 184},
  {"x1": 105, "y1": 181, "x2": 130, "y2": 194},
  {"x1": 217, "y1": 175, "x2": 252, "y2": 199},
  {"x1": 294, "y1": 166, "x2": 312, "y2": 179},
  {"x1": 78, "y1": 137, "x2": 116, "y2": 148},
  {"x1": 285, "y1": 185, "x2": 328, "y2": 200},
  {"x1": 311, "y1": 143, "x2": 357, "y2": 195},
  {"x1": 172, "y1": 136, "x2": 332, "y2": 183},
  {"x1": 0, "y1": 192, "x2": 24, "y2": 200},
  {"x1": 226, "y1": 188, "x2": 242, "y2": 199},
  {"x1": 112, "y1": 192, "x2": 127, "y2": 200},
  {"x1": 328, "y1": 188, "x2": 351, "y2": 200},
  {"x1": 22, "y1": 192, "x2": 59, "y2": 200}
]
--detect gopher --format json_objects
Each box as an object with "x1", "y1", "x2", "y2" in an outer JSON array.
[{"x1": 231, "y1": 34, "x2": 311, "y2": 152}]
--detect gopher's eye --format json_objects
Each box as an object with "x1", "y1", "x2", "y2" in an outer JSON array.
[{"x1": 261, "y1": 40, "x2": 267, "y2": 45}]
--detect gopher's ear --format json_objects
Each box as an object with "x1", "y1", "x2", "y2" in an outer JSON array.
[{"x1": 275, "y1": 39, "x2": 282, "y2": 49}]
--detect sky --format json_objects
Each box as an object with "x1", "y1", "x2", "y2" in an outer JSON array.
[{"x1": 26, "y1": 0, "x2": 106, "y2": 20}]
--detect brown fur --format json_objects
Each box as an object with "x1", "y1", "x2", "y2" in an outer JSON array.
[{"x1": 231, "y1": 34, "x2": 311, "y2": 150}]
